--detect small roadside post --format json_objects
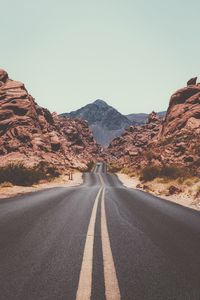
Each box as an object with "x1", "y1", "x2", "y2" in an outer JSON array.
[{"x1": 68, "y1": 172, "x2": 73, "y2": 180}]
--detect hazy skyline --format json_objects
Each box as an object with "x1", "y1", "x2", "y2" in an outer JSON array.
[{"x1": 1, "y1": 0, "x2": 200, "y2": 114}]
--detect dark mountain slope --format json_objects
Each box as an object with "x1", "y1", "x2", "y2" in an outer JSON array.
[{"x1": 62, "y1": 100, "x2": 134, "y2": 147}]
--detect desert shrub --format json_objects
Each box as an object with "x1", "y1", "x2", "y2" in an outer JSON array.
[
  {"x1": 193, "y1": 177, "x2": 200, "y2": 183},
  {"x1": 184, "y1": 179, "x2": 193, "y2": 187},
  {"x1": 86, "y1": 161, "x2": 95, "y2": 172},
  {"x1": 128, "y1": 172, "x2": 135, "y2": 177},
  {"x1": 0, "y1": 162, "x2": 60, "y2": 186},
  {"x1": 120, "y1": 167, "x2": 135, "y2": 177},
  {"x1": 121, "y1": 167, "x2": 130, "y2": 174},
  {"x1": 140, "y1": 166, "x2": 160, "y2": 181},
  {"x1": 144, "y1": 150, "x2": 155, "y2": 161},
  {"x1": 177, "y1": 177, "x2": 185, "y2": 185},
  {"x1": 140, "y1": 165, "x2": 191, "y2": 182},
  {"x1": 107, "y1": 163, "x2": 122, "y2": 173},
  {"x1": 37, "y1": 161, "x2": 60, "y2": 177},
  {"x1": 160, "y1": 166, "x2": 189, "y2": 179}
]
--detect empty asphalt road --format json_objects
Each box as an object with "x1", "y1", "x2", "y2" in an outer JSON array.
[{"x1": 0, "y1": 163, "x2": 200, "y2": 299}]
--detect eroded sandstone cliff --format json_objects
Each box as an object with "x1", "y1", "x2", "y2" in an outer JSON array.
[
  {"x1": 0, "y1": 69, "x2": 100, "y2": 172},
  {"x1": 107, "y1": 78, "x2": 200, "y2": 177}
]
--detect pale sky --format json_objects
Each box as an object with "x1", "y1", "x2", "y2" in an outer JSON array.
[{"x1": 1, "y1": 0, "x2": 200, "y2": 114}]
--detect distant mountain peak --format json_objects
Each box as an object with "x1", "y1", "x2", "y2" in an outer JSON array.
[
  {"x1": 61, "y1": 100, "x2": 166, "y2": 147},
  {"x1": 61, "y1": 100, "x2": 132, "y2": 147},
  {"x1": 93, "y1": 99, "x2": 108, "y2": 107}
]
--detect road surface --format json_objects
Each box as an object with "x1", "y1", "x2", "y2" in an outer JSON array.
[{"x1": 0, "y1": 163, "x2": 200, "y2": 299}]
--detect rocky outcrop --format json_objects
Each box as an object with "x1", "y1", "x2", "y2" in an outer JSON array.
[
  {"x1": 53, "y1": 113, "x2": 101, "y2": 168},
  {"x1": 1, "y1": 68, "x2": 199, "y2": 178},
  {"x1": 161, "y1": 84, "x2": 200, "y2": 137},
  {"x1": 0, "y1": 69, "x2": 100, "y2": 171},
  {"x1": 155, "y1": 78, "x2": 200, "y2": 174},
  {"x1": 107, "y1": 111, "x2": 162, "y2": 171},
  {"x1": 107, "y1": 78, "x2": 200, "y2": 177},
  {"x1": 187, "y1": 77, "x2": 197, "y2": 86}
]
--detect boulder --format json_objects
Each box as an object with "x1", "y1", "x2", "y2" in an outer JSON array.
[
  {"x1": 187, "y1": 77, "x2": 197, "y2": 86},
  {"x1": 0, "y1": 69, "x2": 8, "y2": 83},
  {"x1": 168, "y1": 185, "x2": 182, "y2": 195}
]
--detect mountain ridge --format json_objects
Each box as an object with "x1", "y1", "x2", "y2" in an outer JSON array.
[
  {"x1": 126, "y1": 111, "x2": 166, "y2": 124},
  {"x1": 61, "y1": 100, "x2": 166, "y2": 147},
  {"x1": 61, "y1": 99, "x2": 134, "y2": 146}
]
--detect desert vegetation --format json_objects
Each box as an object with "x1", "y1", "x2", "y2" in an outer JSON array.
[
  {"x1": 86, "y1": 161, "x2": 95, "y2": 172},
  {"x1": 107, "y1": 162, "x2": 123, "y2": 173},
  {"x1": 0, "y1": 161, "x2": 60, "y2": 186},
  {"x1": 140, "y1": 165, "x2": 192, "y2": 182}
]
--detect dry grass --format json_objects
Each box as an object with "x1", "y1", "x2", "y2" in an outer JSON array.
[
  {"x1": 118, "y1": 170, "x2": 200, "y2": 210},
  {"x1": 121, "y1": 167, "x2": 135, "y2": 177},
  {"x1": 0, "y1": 182, "x2": 13, "y2": 188},
  {"x1": 107, "y1": 162, "x2": 122, "y2": 173},
  {"x1": 146, "y1": 175, "x2": 200, "y2": 207}
]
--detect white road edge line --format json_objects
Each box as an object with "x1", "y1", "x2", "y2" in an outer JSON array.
[
  {"x1": 76, "y1": 187, "x2": 103, "y2": 300},
  {"x1": 100, "y1": 175, "x2": 121, "y2": 300}
]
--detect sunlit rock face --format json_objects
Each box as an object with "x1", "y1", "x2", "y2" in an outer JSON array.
[
  {"x1": 161, "y1": 81, "x2": 200, "y2": 137},
  {"x1": 107, "y1": 78, "x2": 200, "y2": 176},
  {"x1": 107, "y1": 111, "x2": 162, "y2": 171},
  {"x1": 0, "y1": 69, "x2": 100, "y2": 171},
  {"x1": 155, "y1": 78, "x2": 200, "y2": 174}
]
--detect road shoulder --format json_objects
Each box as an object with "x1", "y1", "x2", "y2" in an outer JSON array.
[
  {"x1": 0, "y1": 172, "x2": 83, "y2": 199},
  {"x1": 117, "y1": 172, "x2": 200, "y2": 211}
]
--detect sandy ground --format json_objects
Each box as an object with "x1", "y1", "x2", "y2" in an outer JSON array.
[
  {"x1": 117, "y1": 173, "x2": 200, "y2": 211},
  {"x1": 0, "y1": 172, "x2": 83, "y2": 199},
  {"x1": 117, "y1": 173, "x2": 140, "y2": 189}
]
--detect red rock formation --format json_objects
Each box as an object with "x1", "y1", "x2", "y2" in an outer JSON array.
[
  {"x1": 107, "y1": 78, "x2": 200, "y2": 176},
  {"x1": 2, "y1": 68, "x2": 199, "y2": 177},
  {"x1": 155, "y1": 79, "x2": 200, "y2": 174},
  {"x1": 107, "y1": 111, "x2": 162, "y2": 171},
  {"x1": 187, "y1": 77, "x2": 197, "y2": 86},
  {"x1": 0, "y1": 69, "x2": 100, "y2": 171},
  {"x1": 161, "y1": 84, "x2": 200, "y2": 137}
]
